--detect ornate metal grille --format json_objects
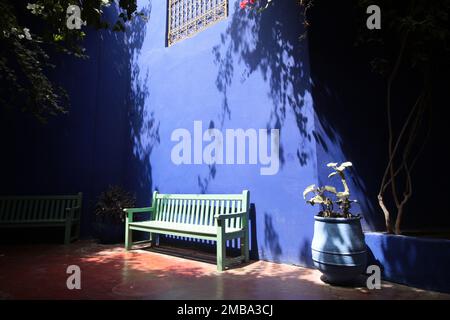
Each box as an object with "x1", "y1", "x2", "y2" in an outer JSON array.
[{"x1": 167, "y1": 0, "x2": 228, "y2": 46}]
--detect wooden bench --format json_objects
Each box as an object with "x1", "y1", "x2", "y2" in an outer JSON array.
[
  {"x1": 124, "y1": 190, "x2": 250, "y2": 271},
  {"x1": 0, "y1": 193, "x2": 82, "y2": 244}
]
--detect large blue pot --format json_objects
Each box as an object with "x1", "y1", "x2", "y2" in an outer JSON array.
[{"x1": 311, "y1": 215, "x2": 367, "y2": 284}]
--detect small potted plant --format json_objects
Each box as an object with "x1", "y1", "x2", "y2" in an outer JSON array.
[
  {"x1": 94, "y1": 185, "x2": 136, "y2": 244},
  {"x1": 303, "y1": 162, "x2": 367, "y2": 284}
]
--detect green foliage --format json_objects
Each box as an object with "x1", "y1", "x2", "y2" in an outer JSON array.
[
  {"x1": 0, "y1": 0, "x2": 144, "y2": 122},
  {"x1": 303, "y1": 184, "x2": 335, "y2": 216},
  {"x1": 303, "y1": 162, "x2": 357, "y2": 218},
  {"x1": 95, "y1": 185, "x2": 136, "y2": 224}
]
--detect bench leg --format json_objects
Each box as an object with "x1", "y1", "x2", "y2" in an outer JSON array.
[
  {"x1": 217, "y1": 226, "x2": 226, "y2": 272},
  {"x1": 64, "y1": 222, "x2": 72, "y2": 245},
  {"x1": 74, "y1": 221, "x2": 81, "y2": 241},
  {"x1": 241, "y1": 231, "x2": 249, "y2": 262},
  {"x1": 149, "y1": 232, "x2": 158, "y2": 247},
  {"x1": 125, "y1": 225, "x2": 132, "y2": 250}
]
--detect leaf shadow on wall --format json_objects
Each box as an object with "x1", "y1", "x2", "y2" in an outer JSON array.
[
  {"x1": 125, "y1": 4, "x2": 160, "y2": 208},
  {"x1": 211, "y1": 0, "x2": 315, "y2": 262},
  {"x1": 213, "y1": 0, "x2": 314, "y2": 170}
]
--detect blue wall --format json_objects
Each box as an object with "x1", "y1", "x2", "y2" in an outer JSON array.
[
  {"x1": 0, "y1": 0, "x2": 447, "y2": 271},
  {"x1": 134, "y1": 0, "x2": 318, "y2": 265}
]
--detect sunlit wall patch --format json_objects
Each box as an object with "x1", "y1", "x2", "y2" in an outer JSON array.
[{"x1": 167, "y1": 0, "x2": 228, "y2": 46}]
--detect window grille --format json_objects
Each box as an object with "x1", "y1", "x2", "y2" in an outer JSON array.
[{"x1": 167, "y1": 0, "x2": 228, "y2": 46}]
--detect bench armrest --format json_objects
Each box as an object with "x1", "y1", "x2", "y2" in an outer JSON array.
[
  {"x1": 66, "y1": 206, "x2": 81, "y2": 220},
  {"x1": 124, "y1": 207, "x2": 154, "y2": 223},
  {"x1": 123, "y1": 207, "x2": 154, "y2": 214},
  {"x1": 215, "y1": 211, "x2": 247, "y2": 221}
]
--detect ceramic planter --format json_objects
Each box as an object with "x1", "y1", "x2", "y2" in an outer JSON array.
[{"x1": 311, "y1": 215, "x2": 367, "y2": 284}]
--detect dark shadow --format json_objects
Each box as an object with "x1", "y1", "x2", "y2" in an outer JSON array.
[
  {"x1": 156, "y1": 201, "x2": 259, "y2": 265},
  {"x1": 213, "y1": 0, "x2": 314, "y2": 169},
  {"x1": 307, "y1": 1, "x2": 398, "y2": 231},
  {"x1": 196, "y1": 121, "x2": 217, "y2": 194},
  {"x1": 0, "y1": 4, "x2": 155, "y2": 242},
  {"x1": 124, "y1": 4, "x2": 158, "y2": 208},
  {"x1": 298, "y1": 239, "x2": 313, "y2": 267},
  {"x1": 262, "y1": 212, "x2": 282, "y2": 262},
  {"x1": 249, "y1": 203, "x2": 259, "y2": 260},
  {"x1": 197, "y1": 164, "x2": 217, "y2": 194}
]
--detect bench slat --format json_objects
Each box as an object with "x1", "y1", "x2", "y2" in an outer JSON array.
[
  {"x1": 156, "y1": 198, "x2": 162, "y2": 221},
  {"x1": 199, "y1": 200, "x2": 205, "y2": 225},
  {"x1": 237, "y1": 201, "x2": 242, "y2": 228},
  {"x1": 173, "y1": 198, "x2": 179, "y2": 222},
  {"x1": 43, "y1": 200, "x2": 50, "y2": 220},
  {"x1": 164, "y1": 198, "x2": 170, "y2": 222},
  {"x1": 0, "y1": 195, "x2": 81, "y2": 200},
  {"x1": 169, "y1": 199, "x2": 176, "y2": 222},
  {"x1": 225, "y1": 200, "x2": 231, "y2": 229},
  {"x1": 230, "y1": 200, "x2": 236, "y2": 229},
  {"x1": 168, "y1": 198, "x2": 174, "y2": 222},
  {"x1": 165, "y1": 198, "x2": 171, "y2": 222},
  {"x1": 159, "y1": 198, "x2": 165, "y2": 221},
  {"x1": 194, "y1": 199, "x2": 200, "y2": 225},
  {"x1": 186, "y1": 199, "x2": 193, "y2": 224},
  {"x1": 156, "y1": 194, "x2": 245, "y2": 201},
  {"x1": 53, "y1": 199, "x2": 60, "y2": 220},
  {"x1": 0, "y1": 194, "x2": 81, "y2": 223},
  {"x1": 10, "y1": 200, "x2": 18, "y2": 221},
  {"x1": 212, "y1": 200, "x2": 218, "y2": 227},
  {"x1": 205, "y1": 200, "x2": 210, "y2": 226},
  {"x1": 26, "y1": 199, "x2": 33, "y2": 220},
  {"x1": 163, "y1": 198, "x2": 168, "y2": 221},
  {"x1": 154, "y1": 198, "x2": 160, "y2": 221}
]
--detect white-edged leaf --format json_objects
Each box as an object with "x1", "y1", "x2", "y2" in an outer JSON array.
[
  {"x1": 328, "y1": 172, "x2": 337, "y2": 178},
  {"x1": 341, "y1": 161, "x2": 352, "y2": 168},
  {"x1": 324, "y1": 185, "x2": 337, "y2": 194},
  {"x1": 337, "y1": 162, "x2": 352, "y2": 171},
  {"x1": 308, "y1": 195, "x2": 324, "y2": 205},
  {"x1": 303, "y1": 184, "x2": 316, "y2": 199},
  {"x1": 336, "y1": 191, "x2": 349, "y2": 198},
  {"x1": 327, "y1": 162, "x2": 338, "y2": 167}
]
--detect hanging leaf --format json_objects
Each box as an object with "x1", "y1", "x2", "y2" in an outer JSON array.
[
  {"x1": 327, "y1": 162, "x2": 338, "y2": 167},
  {"x1": 341, "y1": 161, "x2": 353, "y2": 168},
  {"x1": 303, "y1": 184, "x2": 316, "y2": 199},
  {"x1": 307, "y1": 195, "x2": 324, "y2": 205},
  {"x1": 324, "y1": 185, "x2": 337, "y2": 193},
  {"x1": 328, "y1": 172, "x2": 337, "y2": 178},
  {"x1": 336, "y1": 191, "x2": 350, "y2": 199}
]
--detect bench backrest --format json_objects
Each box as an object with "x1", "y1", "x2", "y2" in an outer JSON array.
[
  {"x1": 0, "y1": 193, "x2": 82, "y2": 222},
  {"x1": 152, "y1": 191, "x2": 249, "y2": 229}
]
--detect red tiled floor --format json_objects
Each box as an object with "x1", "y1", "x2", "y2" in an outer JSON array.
[{"x1": 0, "y1": 240, "x2": 448, "y2": 300}]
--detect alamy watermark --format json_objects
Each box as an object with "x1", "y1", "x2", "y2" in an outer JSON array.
[
  {"x1": 366, "y1": 5, "x2": 381, "y2": 30},
  {"x1": 366, "y1": 265, "x2": 381, "y2": 289},
  {"x1": 171, "y1": 121, "x2": 280, "y2": 176},
  {"x1": 66, "y1": 5, "x2": 86, "y2": 30},
  {"x1": 66, "y1": 265, "x2": 81, "y2": 290}
]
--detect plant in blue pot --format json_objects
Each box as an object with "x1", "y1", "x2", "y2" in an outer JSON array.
[
  {"x1": 94, "y1": 186, "x2": 136, "y2": 244},
  {"x1": 303, "y1": 162, "x2": 367, "y2": 285}
]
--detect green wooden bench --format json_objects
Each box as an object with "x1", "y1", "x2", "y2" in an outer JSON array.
[
  {"x1": 124, "y1": 190, "x2": 250, "y2": 271},
  {"x1": 0, "y1": 193, "x2": 82, "y2": 244}
]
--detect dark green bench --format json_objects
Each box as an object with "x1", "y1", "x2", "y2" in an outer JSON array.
[
  {"x1": 124, "y1": 190, "x2": 250, "y2": 271},
  {"x1": 0, "y1": 193, "x2": 82, "y2": 244}
]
